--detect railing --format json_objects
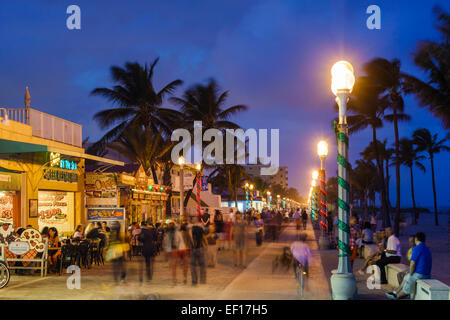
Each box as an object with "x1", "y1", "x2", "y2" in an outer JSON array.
[{"x1": 4, "y1": 108, "x2": 82, "y2": 148}]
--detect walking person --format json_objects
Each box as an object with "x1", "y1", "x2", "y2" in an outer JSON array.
[
  {"x1": 301, "y1": 209, "x2": 308, "y2": 230},
  {"x1": 138, "y1": 221, "x2": 157, "y2": 283},
  {"x1": 172, "y1": 220, "x2": 191, "y2": 285},
  {"x1": 205, "y1": 224, "x2": 219, "y2": 267},
  {"x1": 107, "y1": 225, "x2": 128, "y2": 283},
  {"x1": 162, "y1": 221, "x2": 177, "y2": 282},
  {"x1": 214, "y1": 209, "x2": 225, "y2": 250},
  {"x1": 254, "y1": 213, "x2": 264, "y2": 247},
  {"x1": 231, "y1": 213, "x2": 248, "y2": 267},
  {"x1": 189, "y1": 216, "x2": 207, "y2": 286}
]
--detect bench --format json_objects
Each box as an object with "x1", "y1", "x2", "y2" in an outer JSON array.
[
  {"x1": 6, "y1": 238, "x2": 49, "y2": 277},
  {"x1": 385, "y1": 263, "x2": 409, "y2": 287},
  {"x1": 362, "y1": 244, "x2": 377, "y2": 259},
  {"x1": 415, "y1": 279, "x2": 450, "y2": 300}
]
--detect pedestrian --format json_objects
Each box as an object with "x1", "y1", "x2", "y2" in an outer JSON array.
[
  {"x1": 214, "y1": 209, "x2": 225, "y2": 250},
  {"x1": 131, "y1": 222, "x2": 142, "y2": 256},
  {"x1": 231, "y1": 213, "x2": 248, "y2": 267},
  {"x1": 201, "y1": 208, "x2": 211, "y2": 228},
  {"x1": 205, "y1": 224, "x2": 219, "y2": 267},
  {"x1": 138, "y1": 221, "x2": 157, "y2": 283},
  {"x1": 172, "y1": 220, "x2": 191, "y2": 285},
  {"x1": 189, "y1": 216, "x2": 207, "y2": 285},
  {"x1": 370, "y1": 212, "x2": 377, "y2": 232},
  {"x1": 301, "y1": 209, "x2": 308, "y2": 230},
  {"x1": 163, "y1": 221, "x2": 177, "y2": 271},
  {"x1": 254, "y1": 213, "x2": 264, "y2": 246},
  {"x1": 107, "y1": 225, "x2": 128, "y2": 283}
]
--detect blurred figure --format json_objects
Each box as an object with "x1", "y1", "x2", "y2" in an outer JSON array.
[
  {"x1": 102, "y1": 221, "x2": 111, "y2": 233},
  {"x1": 40, "y1": 226, "x2": 49, "y2": 239},
  {"x1": 290, "y1": 232, "x2": 312, "y2": 277},
  {"x1": 205, "y1": 224, "x2": 219, "y2": 267},
  {"x1": 163, "y1": 221, "x2": 177, "y2": 271},
  {"x1": 189, "y1": 216, "x2": 207, "y2": 285},
  {"x1": 173, "y1": 220, "x2": 191, "y2": 285},
  {"x1": 214, "y1": 210, "x2": 224, "y2": 250},
  {"x1": 131, "y1": 222, "x2": 142, "y2": 256},
  {"x1": 232, "y1": 213, "x2": 248, "y2": 267},
  {"x1": 254, "y1": 213, "x2": 264, "y2": 247},
  {"x1": 294, "y1": 209, "x2": 301, "y2": 232},
  {"x1": 223, "y1": 213, "x2": 233, "y2": 250},
  {"x1": 138, "y1": 221, "x2": 157, "y2": 283},
  {"x1": 201, "y1": 208, "x2": 211, "y2": 228},
  {"x1": 106, "y1": 225, "x2": 128, "y2": 283}
]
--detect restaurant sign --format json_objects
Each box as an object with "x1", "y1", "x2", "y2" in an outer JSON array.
[
  {"x1": 87, "y1": 208, "x2": 125, "y2": 221},
  {"x1": 43, "y1": 168, "x2": 78, "y2": 183},
  {"x1": 8, "y1": 241, "x2": 30, "y2": 255}
]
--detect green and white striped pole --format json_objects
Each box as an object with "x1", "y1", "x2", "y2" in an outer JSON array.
[{"x1": 330, "y1": 61, "x2": 357, "y2": 300}]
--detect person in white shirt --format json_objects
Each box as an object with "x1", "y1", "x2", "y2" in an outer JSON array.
[{"x1": 375, "y1": 227, "x2": 401, "y2": 284}]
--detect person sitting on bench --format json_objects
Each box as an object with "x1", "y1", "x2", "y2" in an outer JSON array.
[{"x1": 375, "y1": 227, "x2": 401, "y2": 284}]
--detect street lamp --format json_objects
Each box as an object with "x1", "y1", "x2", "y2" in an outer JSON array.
[
  {"x1": 277, "y1": 194, "x2": 280, "y2": 209},
  {"x1": 312, "y1": 170, "x2": 319, "y2": 181},
  {"x1": 195, "y1": 163, "x2": 202, "y2": 218},
  {"x1": 249, "y1": 184, "x2": 254, "y2": 210},
  {"x1": 318, "y1": 140, "x2": 329, "y2": 250},
  {"x1": 266, "y1": 191, "x2": 271, "y2": 209},
  {"x1": 330, "y1": 60, "x2": 357, "y2": 300},
  {"x1": 178, "y1": 156, "x2": 185, "y2": 217}
]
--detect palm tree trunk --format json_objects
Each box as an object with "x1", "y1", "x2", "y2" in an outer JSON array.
[
  {"x1": 364, "y1": 191, "x2": 368, "y2": 221},
  {"x1": 393, "y1": 109, "x2": 401, "y2": 236},
  {"x1": 409, "y1": 166, "x2": 417, "y2": 224},
  {"x1": 385, "y1": 158, "x2": 391, "y2": 209},
  {"x1": 372, "y1": 126, "x2": 390, "y2": 228},
  {"x1": 150, "y1": 165, "x2": 159, "y2": 185},
  {"x1": 430, "y1": 155, "x2": 439, "y2": 226}
]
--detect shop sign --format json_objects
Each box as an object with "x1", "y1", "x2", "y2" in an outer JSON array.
[
  {"x1": 59, "y1": 159, "x2": 77, "y2": 171},
  {"x1": 85, "y1": 173, "x2": 118, "y2": 207},
  {"x1": 0, "y1": 191, "x2": 15, "y2": 224},
  {"x1": 87, "y1": 208, "x2": 125, "y2": 221},
  {"x1": 8, "y1": 241, "x2": 30, "y2": 255},
  {"x1": 183, "y1": 171, "x2": 194, "y2": 190},
  {"x1": 38, "y1": 191, "x2": 69, "y2": 224},
  {"x1": 43, "y1": 168, "x2": 78, "y2": 183},
  {"x1": 120, "y1": 174, "x2": 135, "y2": 186}
]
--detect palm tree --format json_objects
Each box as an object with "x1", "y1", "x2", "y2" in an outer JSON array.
[
  {"x1": 91, "y1": 59, "x2": 183, "y2": 147},
  {"x1": 395, "y1": 138, "x2": 426, "y2": 224},
  {"x1": 343, "y1": 72, "x2": 391, "y2": 227},
  {"x1": 210, "y1": 164, "x2": 248, "y2": 208},
  {"x1": 350, "y1": 160, "x2": 378, "y2": 221},
  {"x1": 412, "y1": 128, "x2": 449, "y2": 225},
  {"x1": 170, "y1": 78, "x2": 248, "y2": 132},
  {"x1": 252, "y1": 177, "x2": 271, "y2": 196},
  {"x1": 107, "y1": 125, "x2": 173, "y2": 184},
  {"x1": 403, "y1": 6, "x2": 450, "y2": 129},
  {"x1": 364, "y1": 57, "x2": 412, "y2": 235}
]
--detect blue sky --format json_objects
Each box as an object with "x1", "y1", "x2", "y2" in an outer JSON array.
[{"x1": 1, "y1": 0, "x2": 449, "y2": 208}]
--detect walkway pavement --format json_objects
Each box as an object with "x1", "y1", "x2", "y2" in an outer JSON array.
[{"x1": 0, "y1": 220, "x2": 331, "y2": 300}]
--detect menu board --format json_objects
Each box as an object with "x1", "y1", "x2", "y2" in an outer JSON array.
[
  {"x1": 85, "y1": 173, "x2": 118, "y2": 207},
  {"x1": 0, "y1": 191, "x2": 15, "y2": 224},
  {"x1": 38, "y1": 191, "x2": 69, "y2": 225},
  {"x1": 87, "y1": 208, "x2": 125, "y2": 220}
]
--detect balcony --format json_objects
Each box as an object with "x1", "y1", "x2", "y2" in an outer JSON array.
[{"x1": 3, "y1": 108, "x2": 82, "y2": 148}]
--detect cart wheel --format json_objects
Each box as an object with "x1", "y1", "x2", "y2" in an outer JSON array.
[{"x1": 0, "y1": 261, "x2": 10, "y2": 289}]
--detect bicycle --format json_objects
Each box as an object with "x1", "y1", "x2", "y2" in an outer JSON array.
[
  {"x1": 0, "y1": 244, "x2": 10, "y2": 289},
  {"x1": 294, "y1": 261, "x2": 308, "y2": 298}
]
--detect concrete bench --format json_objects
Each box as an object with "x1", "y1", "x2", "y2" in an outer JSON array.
[
  {"x1": 362, "y1": 244, "x2": 377, "y2": 259},
  {"x1": 386, "y1": 263, "x2": 409, "y2": 287},
  {"x1": 415, "y1": 279, "x2": 450, "y2": 300}
]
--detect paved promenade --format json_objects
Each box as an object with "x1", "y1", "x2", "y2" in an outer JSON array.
[{"x1": 0, "y1": 220, "x2": 331, "y2": 300}]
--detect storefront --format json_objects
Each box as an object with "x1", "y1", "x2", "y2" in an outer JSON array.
[
  {"x1": 85, "y1": 164, "x2": 169, "y2": 228},
  {"x1": 0, "y1": 169, "x2": 22, "y2": 226}
]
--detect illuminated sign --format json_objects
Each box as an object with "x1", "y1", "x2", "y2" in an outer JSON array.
[
  {"x1": 43, "y1": 169, "x2": 78, "y2": 183},
  {"x1": 59, "y1": 159, "x2": 77, "y2": 170}
]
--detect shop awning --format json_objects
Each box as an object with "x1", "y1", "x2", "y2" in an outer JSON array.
[{"x1": 0, "y1": 139, "x2": 124, "y2": 166}]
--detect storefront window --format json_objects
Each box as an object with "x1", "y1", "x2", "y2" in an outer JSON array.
[
  {"x1": 0, "y1": 191, "x2": 16, "y2": 225},
  {"x1": 38, "y1": 190, "x2": 74, "y2": 234}
]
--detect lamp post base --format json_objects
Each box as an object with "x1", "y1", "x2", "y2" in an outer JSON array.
[{"x1": 330, "y1": 270, "x2": 357, "y2": 300}]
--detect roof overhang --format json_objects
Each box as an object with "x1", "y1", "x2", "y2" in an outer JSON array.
[{"x1": 0, "y1": 139, "x2": 124, "y2": 166}]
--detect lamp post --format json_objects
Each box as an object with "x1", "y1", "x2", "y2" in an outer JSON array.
[
  {"x1": 266, "y1": 191, "x2": 271, "y2": 209},
  {"x1": 244, "y1": 182, "x2": 249, "y2": 212},
  {"x1": 312, "y1": 170, "x2": 319, "y2": 228},
  {"x1": 249, "y1": 184, "x2": 254, "y2": 210},
  {"x1": 195, "y1": 163, "x2": 202, "y2": 218},
  {"x1": 329, "y1": 60, "x2": 357, "y2": 300},
  {"x1": 178, "y1": 156, "x2": 185, "y2": 218},
  {"x1": 318, "y1": 141, "x2": 330, "y2": 249},
  {"x1": 277, "y1": 194, "x2": 280, "y2": 209}
]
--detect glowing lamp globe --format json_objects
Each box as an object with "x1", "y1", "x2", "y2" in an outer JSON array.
[
  {"x1": 178, "y1": 156, "x2": 185, "y2": 166},
  {"x1": 331, "y1": 61, "x2": 355, "y2": 96},
  {"x1": 195, "y1": 163, "x2": 201, "y2": 171},
  {"x1": 312, "y1": 180, "x2": 317, "y2": 187},
  {"x1": 312, "y1": 170, "x2": 319, "y2": 180},
  {"x1": 318, "y1": 140, "x2": 328, "y2": 158}
]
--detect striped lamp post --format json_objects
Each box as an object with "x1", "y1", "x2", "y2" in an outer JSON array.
[
  {"x1": 195, "y1": 163, "x2": 202, "y2": 218},
  {"x1": 329, "y1": 60, "x2": 357, "y2": 300},
  {"x1": 318, "y1": 141, "x2": 330, "y2": 249}
]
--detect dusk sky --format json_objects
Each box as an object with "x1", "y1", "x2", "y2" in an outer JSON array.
[{"x1": 1, "y1": 0, "x2": 449, "y2": 208}]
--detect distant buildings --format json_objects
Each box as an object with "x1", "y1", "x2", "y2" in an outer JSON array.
[{"x1": 244, "y1": 164, "x2": 288, "y2": 188}]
